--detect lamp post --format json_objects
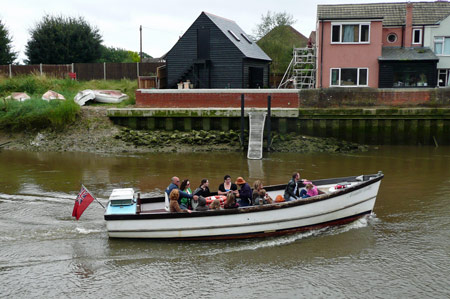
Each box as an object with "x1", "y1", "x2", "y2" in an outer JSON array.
[{"x1": 140, "y1": 25, "x2": 143, "y2": 63}]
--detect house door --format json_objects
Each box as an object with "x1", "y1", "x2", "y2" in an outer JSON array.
[
  {"x1": 197, "y1": 28, "x2": 210, "y2": 59},
  {"x1": 249, "y1": 67, "x2": 264, "y2": 88}
]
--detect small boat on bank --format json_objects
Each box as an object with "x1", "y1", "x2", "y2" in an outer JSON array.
[
  {"x1": 74, "y1": 90, "x2": 128, "y2": 106},
  {"x1": 104, "y1": 172, "x2": 384, "y2": 240},
  {"x1": 92, "y1": 90, "x2": 128, "y2": 104}
]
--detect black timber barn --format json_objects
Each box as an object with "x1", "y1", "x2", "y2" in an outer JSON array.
[{"x1": 165, "y1": 12, "x2": 272, "y2": 89}]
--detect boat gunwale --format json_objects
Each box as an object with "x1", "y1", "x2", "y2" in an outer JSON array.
[
  {"x1": 107, "y1": 211, "x2": 373, "y2": 240},
  {"x1": 104, "y1": 173, "x2": 383, "y2": 221}
]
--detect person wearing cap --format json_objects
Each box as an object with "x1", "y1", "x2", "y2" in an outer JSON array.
[
  {"x1": 235, "y1": 176, "x2": 252, "y2": 207},
  {"x1": 194, "y1": 196, "x2": 209, "y2": 211},
  {"x1": 166, "y1": 176, "x2": 198, "y2": 209}
]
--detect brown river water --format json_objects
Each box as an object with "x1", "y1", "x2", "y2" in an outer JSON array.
[{"x1": 0, "y1": 146, "x2": 449, "y2": 298}]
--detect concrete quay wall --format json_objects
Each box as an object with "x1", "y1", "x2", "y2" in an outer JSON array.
[{"x1": 108, "y1": 107, "x2": 450, "y2": 145}]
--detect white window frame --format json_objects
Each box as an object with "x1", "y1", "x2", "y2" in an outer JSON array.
[
  {"x1": 412, "y1": 28, "x2": 422, "y2": 44},
  {"x1": 438, "y1": 69, "x2": 450, "y2": 87},
  {"x1": 330, "y1": 22, "x2": 371, "y2": 44},
  {"x1": 330, "y1": 68, "x2": 369, "y2": 87},
  {"x1": 434, "y1": 36, "x2": 450, "y2": 56}
]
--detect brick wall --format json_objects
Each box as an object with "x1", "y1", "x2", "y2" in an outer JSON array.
[
  {"x1": 136, "y1": 90, "x2": 300, "y2": 108},
  {"x1": 136, "y1": 88, "x2": 450, "y2": 109},
  {"x1": 300, "y1": 88, "x2": 450, "y2": 107}
]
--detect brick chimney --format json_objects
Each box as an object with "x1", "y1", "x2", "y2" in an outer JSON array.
[{"x1": 404, "y1": 2, "x2": 413, "y2": 47}]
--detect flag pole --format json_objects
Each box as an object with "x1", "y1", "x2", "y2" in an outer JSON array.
[{"x1": 82, "y1": 184, "x2": 106, "y2": 210}]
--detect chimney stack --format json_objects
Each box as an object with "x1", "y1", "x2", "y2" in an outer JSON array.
[{"x1": 404, "y1": 2, "x2": 414, "y2": 47}]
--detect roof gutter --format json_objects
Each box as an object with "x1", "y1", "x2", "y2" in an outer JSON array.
[{"x1": 318, "y1": 17, "x2": 383, "y2": 21}]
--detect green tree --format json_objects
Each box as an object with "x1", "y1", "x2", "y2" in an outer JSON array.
[
  {"x1": 0, "y1": 19, "x2": 17, "y2": 64},
  {"x1": 257, "y1": 25, "x2": 307, "y2": 74},
  {"x1": 127, "y1": 51, "x2": 140, "y2": 62},
  {"x1": 97, "y1": 46, "x2": 130, "y2": 63},
  {"x1": 97, "y1": 46, "x2": 151, "y2": 63},
  {"x1": 253, "y1": 11, "x2": 296, "y2": 40},
  {"x1": 25, "y1": 15, "x2": 102, "y2": 64}
]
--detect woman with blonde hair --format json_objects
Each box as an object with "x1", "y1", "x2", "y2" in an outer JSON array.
[
  {"x1": 224, "y1": 192, "x2": 239, "y2": 209},
  {"x1": 210, "y1": 198, "x2": 221, "y2": 210},
  {"x1": 252, "y1": 180, "x2": 273, "y2": 205}
]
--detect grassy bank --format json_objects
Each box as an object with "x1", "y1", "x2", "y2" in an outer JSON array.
[
  {"x1": 0, "y1": 75, "x2": 137, "y2": 106},
  {"x1": 0, "y1": 98, "x2": 80, "y2": 131},
  {"x1": 0, "y1": 75, "x2": 138, "y2": 131}
]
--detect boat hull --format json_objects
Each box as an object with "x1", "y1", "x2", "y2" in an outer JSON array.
[{"x1": 105, "y1": 176, "x2": 382, "y2": 240}]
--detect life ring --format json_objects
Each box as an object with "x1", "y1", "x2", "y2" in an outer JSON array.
[{"x1": 205, "y1": 195, "x2": 227, "y2": 207}]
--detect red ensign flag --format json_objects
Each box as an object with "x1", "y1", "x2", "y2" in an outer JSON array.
[{"x1": 72, "y1": 185, "x2": 95, "y2": 220}]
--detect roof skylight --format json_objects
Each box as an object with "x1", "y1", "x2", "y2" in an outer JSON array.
[
  {"x1": 228, "y1": 30, "x2": 240, "y2": 41},
  {"x1": 241, "y1": 33, "x2": 252, "y2": 44}
]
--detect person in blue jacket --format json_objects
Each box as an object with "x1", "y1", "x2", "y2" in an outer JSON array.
[{"x1": 166, "y1": 176, "x2": 198, "y2": 209}]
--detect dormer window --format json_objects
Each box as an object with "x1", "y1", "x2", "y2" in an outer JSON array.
[
  {"x1": 331, "y1": 23, "x2": 370, "y2": 44},
  {"x1": 228, "y1": 30, "x2": 240, "y2": 42},
  {"x1": 413, "y1": 28, "x2": 422, "y2": 44}
]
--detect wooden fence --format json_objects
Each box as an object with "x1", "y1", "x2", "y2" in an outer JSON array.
[{"x1": 0, "y1": 62, "x2": 165, "y2": 81}]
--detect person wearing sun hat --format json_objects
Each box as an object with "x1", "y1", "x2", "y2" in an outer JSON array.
[{"x1": 235, "y1": 176, "x2": 252, "y2": 207}]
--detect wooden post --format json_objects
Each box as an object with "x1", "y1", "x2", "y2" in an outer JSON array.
[
  {"x1": 241, "y1": 94, "x2": 245, "y2": 148},
  {"x1": 137, "y1": 62, "x2": 140, "y2": 78},
  {"x1": 103, "y1": 62, "x2": 106, "y2": 80},
  {"x1": 9, "y1": 64, "x2": 12, "y2": 78},
  {"x1": 71, "y1": 63, "x2": 74, "y2": 73},
  {"x1": 267, "y1": 94, "x2": 271, "y2": 151},
  {"x1": 40, "y1": 63, "x2": 43, "y2": 76}
]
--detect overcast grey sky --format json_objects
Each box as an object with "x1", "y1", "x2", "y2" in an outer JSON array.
[{"x1": 0, "y1": 0, "x2": 435, "y2": 63}]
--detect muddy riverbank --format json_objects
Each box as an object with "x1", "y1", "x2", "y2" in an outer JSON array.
[{"x1": 0, "y1": 107, "x2": 368, "y2": 154}]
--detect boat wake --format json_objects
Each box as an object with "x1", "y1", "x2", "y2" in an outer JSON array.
[
  {"x1": 200, "y1": 214, "x2": 377, "y2": 255},
  {"x1": 0, "y1": 192, "x2": 75, "y2": 204},
  {"x1": 0, "y1": 192, "x2": 107, "y2": 206},
  {"x1": 75, "y1": 227, "x2": 103, "y2": 235}
]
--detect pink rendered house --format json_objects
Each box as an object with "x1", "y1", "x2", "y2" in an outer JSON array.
[{"x1": 316, "y1": 1, "x2": 450, "y2": 88}]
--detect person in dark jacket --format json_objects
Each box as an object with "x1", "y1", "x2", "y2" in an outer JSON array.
[
  {"x1": 235, "y1": 177, "x2": 252, "y2": 207},
  {"x1": 193, "y1": 178, "x2": 211, "y2": 198},
  {"x1": 166, "y1": 176, "x2": 198, "y2": 209},
  {"x1": 218, "y1": 175, "x2": 238, "y2": 196},
  {"x1": 284, "y1": 172, "x2": 301, "y2": 201}
]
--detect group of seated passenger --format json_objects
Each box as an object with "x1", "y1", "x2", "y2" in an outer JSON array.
[
  {"x1": 166, "y1": 172, "x2": 316, "y2": 213},
  {"x1": 283, "y1": 172, "x2": 318, "y2": 201}
]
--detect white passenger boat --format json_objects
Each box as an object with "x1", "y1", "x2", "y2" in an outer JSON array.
[{"x1": 104, "y1": 172, "x2": 384, "y2": 240}]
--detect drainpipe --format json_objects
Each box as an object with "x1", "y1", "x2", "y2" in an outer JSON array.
[
  {"x1": 401, "y1": 25, "x2": 404, "y2": 48},
  {"x1": 320, "y1": 20, "x2": 324, "y2": 88},
  {"x1": 422, "y1": 25, "x2": 424, "y2": 47}
]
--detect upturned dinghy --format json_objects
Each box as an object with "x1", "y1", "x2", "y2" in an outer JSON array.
[{"x1": 104, "y1": 172, "x2": 383, "y2": 240}]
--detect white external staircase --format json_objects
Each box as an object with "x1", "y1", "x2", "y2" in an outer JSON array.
[{"x1": 247, "y1": 112, "x2": 267, "y2": 160}]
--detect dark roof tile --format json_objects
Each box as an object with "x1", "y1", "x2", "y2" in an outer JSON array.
[
  {"x1": 318, "y1": 2, "x2": 450, "y2": 26},
  {"x1": 204, "y1": 12, "x2": 271, "y2": 61},
  {"x1": 379, "y1": 47, "x2": 438, "y2": 61}
]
